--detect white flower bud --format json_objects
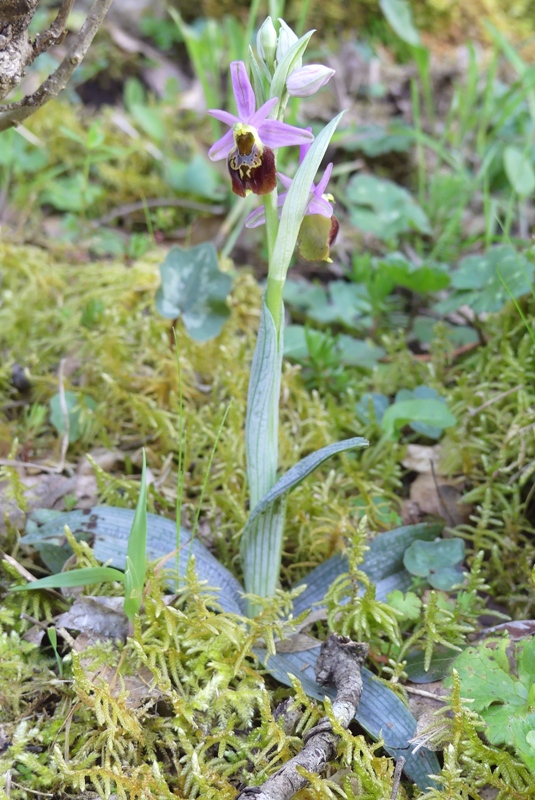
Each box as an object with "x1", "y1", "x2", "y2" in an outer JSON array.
[
  {"x1": 257, "y1": 17, "x2": 278, "y2": 71},
  {"x1": 276, "y1": 19, "x2": 298, "y2": 64},
  {"x1": 286, "y1": 64, "x2": 335, "y2": 97}
]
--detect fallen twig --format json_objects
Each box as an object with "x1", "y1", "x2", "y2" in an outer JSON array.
[{"x1": 237, "y1": 634, "x2": 369, "y2": 800}]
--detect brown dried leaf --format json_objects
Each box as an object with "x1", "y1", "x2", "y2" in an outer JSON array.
[{"x1": 55, "y1": 596, "x2": 129, "y2": 639}]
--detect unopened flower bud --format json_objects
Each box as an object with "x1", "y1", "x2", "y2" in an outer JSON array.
[
  {"x1": 287, "y1": 64, "x2": 335, "y2": 97},
  {"x1": 276, "y1": 19, "x2": 298, "y2": 64},
  {"x1": 257, "y1": 17, "x2": 278, "y2": 72}
]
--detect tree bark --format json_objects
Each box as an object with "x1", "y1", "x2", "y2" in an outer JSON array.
[
  {"x1": 0, "y1": 0, "x2": 40, "y2": 101},
  {"x1": 0, "y1": 0, "x2": 114, "y2": 131}
]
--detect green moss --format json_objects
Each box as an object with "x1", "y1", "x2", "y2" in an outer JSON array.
[{"x1": 2, "y1": 230, "x2": 535, "y2": 795}]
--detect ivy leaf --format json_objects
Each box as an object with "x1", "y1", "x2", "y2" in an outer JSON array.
[
  {"x1": 448, "y1": 637, "x2": 535, "y2": 772},
  {"x1": 155, "y1": 243, "x2": 232, "y2": 341},
  {"x1": 435, "y1": 245, "x2": 534, "y2": 315},
  {"x1": 394, "y1": 386, "x2": 451, "y2": 439},
  {"x1": 387, "y1": 589, "x2": 422, "y2": 621},
  {"x1": 49, "y1": 391, "x2": 97, "y2": 444},
  {"x1": 381, "y1": 398, "x2": 456, "y2": 441},
  {"x1": 404, "y1": 538, "x2": 465, "y2": 590},
  {"x1": 346, "y1": 175, "x2": 431, "y2": 242}
]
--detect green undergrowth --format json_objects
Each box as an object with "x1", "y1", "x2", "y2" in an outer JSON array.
[
  {"x1": 1, "y1": 238, "x2": 535, "y2": 797},
  {"x1": 1, "y1": 240, "x2": 535, "y2": 603},
  {"x1": 1, "y1": 567, "x2": 534, "y2": 799}
]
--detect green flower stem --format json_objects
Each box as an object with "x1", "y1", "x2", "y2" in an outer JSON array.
[
  {"x1": 263, "y1": 188, "x2": 284, "y2": 331},
  {"x1": 265, "y1": 275, "x2": 284, "y2": 331},
  {"x1": 263, "y1": 187, "x2": 279, "y2": 264}
]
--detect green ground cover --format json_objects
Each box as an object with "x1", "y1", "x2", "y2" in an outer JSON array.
[{"x1": 1, "y1": 2, "x2": 535, "y2": 798}]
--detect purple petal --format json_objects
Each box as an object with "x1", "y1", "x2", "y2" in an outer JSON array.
[
  {"x1": 315, "y1": 162, "x2": 334, "y2": 197},
  {"x1": 286, "y1": 65, "x2": 335, "y2": 98},
  {"x1": 308, "y1": 195, "x2": 333, "y2": 217},
  {"x1": 208, "y1": 128, "x2": 235, "y2": 161},
  {"x1": 298, "y1": 130, "x2": 313, "y2": 164},
  {"x1": 230, "y1": 61, "x2": 256, "y2": 120},
  {"x1": 208, "y1": 109, "x2": 240, "y2": 127},
  {"x1": 276, "y1": 173, "x2": 293, "y2": 190},
  {"x1": 249, "y1": 97, "x2": 279, "y2": 128},
  {"x1": 258, "y1": 120, "x2": 314, "y2": 149},
  {"x1": 245, "y1": 207, "x2": 267, "y2": 228}
]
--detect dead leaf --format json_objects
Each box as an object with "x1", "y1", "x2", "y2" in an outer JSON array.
[
  {"x1": 402, "y1": 444, "x2": 442, "y2": 473},
  {"x1": 407, "y1": 473, "x2": 471, "y2": 527},
  {"x1": 275, "y1": 633, "x2": 321, "y2": 653},
  {"x1": 474, "y1": 620, "x2": 535, "y2": 641},
  {"x1": 72, "y1": 632, "x2": 162, "y2": 708},
  {"x1": 55, "y1": 596, "x2": 129, "y2": 639}
]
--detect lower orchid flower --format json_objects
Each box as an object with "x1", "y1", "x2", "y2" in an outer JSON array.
[
  {"x1": 207, "y1": 61, "x2": 313, "y2": 197},
  {"x1": 245, "y1": 138, "x2": 339, "y2": 261}
]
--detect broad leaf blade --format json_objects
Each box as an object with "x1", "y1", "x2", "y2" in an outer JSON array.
[
  {"x1": 11, "y1": 565, "x2": 126, "y2": 591},
  {"x1": 22, "y1": 507, "x2": 246, "y2": 615},
  {"x1": 292, "y1": 522, "x2": 443, "y2": 614}
]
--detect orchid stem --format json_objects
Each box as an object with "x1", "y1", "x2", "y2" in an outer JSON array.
[{"x1": 263, "y1": 189, "x2": 284, "y2": 330}]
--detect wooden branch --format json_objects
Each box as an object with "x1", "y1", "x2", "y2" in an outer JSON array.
[
  {"x1": 0, "y1": 0, "x2": 114, "y2": 131},
  {"x1": 0, "y1": 0, "x2": 40, "y2": 101},
  {"x1": 31, "y1": 0, "x2": 76, "y2": 59},
  {"x1": 237, "y1": 635, "x2": 370, "y2": 800}
]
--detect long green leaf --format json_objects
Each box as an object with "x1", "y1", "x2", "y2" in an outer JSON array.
[
  {"x1": 245, "y1": 298, "x2": 282, "y2": 506},
  {"x1": 11, "y1": 565, "x2": 126, "y2": 591},
  {"x1": 244, "y1": 436, "x2": 368, "y2": 533},
  {"x1": 123, "y1": 450, "x2": 148, "y2": 620},
  {"x1": 270, "y1": 112, "x2": 345, "y2": 281}
]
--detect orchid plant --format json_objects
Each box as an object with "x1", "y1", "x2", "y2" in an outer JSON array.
[{"x1": 208, "y1": 18, "x2": 368, "y2": 615}]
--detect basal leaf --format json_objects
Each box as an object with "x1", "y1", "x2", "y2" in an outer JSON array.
[
  {"x1": 123, "y1": 450, "x2": 148, "y2": 621},
  {"x1": 259, "y1": 646, "x2": 440, "y2": 789},
  {"x1": 22, "y1": 507, "x2": 245, "y2": 615}
]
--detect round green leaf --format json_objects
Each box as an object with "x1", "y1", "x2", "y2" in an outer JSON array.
[{"x1": 155, "y1": 243, "x2": 232, "y2": 341}]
